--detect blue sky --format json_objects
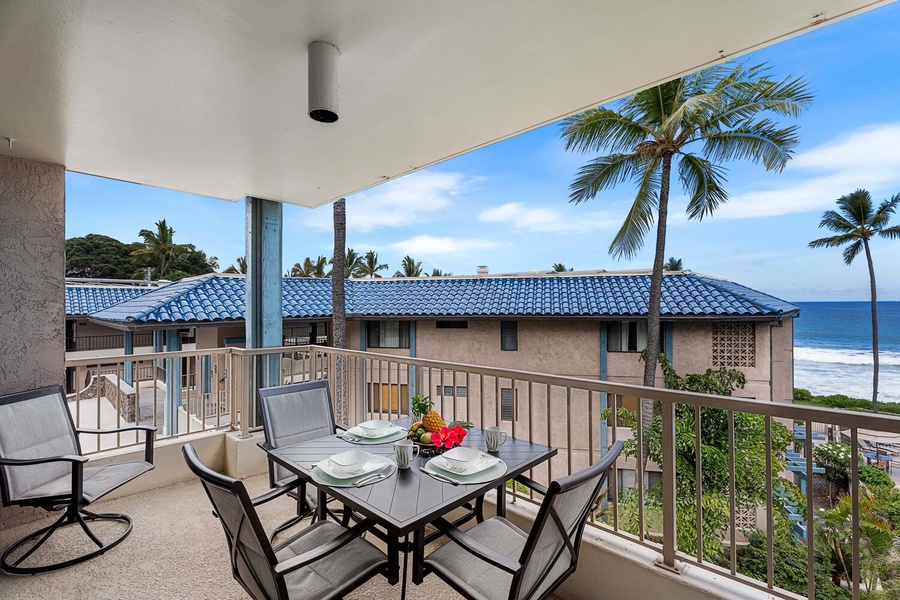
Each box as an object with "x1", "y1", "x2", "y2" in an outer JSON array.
[{"x1": 67, "y1": 4, "x2": 900, "y2": 302}]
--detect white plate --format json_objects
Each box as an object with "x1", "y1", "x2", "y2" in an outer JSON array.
[
  {"x1": 315, "y1": 453, "x2": 389, "y2": 480},
  {"x1": 346, "y1": 423, "x2": 406, "y2": 439},
  {"x1": 423, "y1": 457, "x2": 508, "y2": 485},
  {"x1": 358, "y1": 419, "x2": 392, "y2": 433},
  {"x1": 432, "y1": 451, "x2": 499, "y2": 476}
]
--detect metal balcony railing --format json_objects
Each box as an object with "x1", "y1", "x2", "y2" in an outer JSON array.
[{"x1": 64, "y1": 345, "x2": 900, "y2": 599}]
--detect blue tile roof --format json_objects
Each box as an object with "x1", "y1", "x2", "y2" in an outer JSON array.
[
  {"x1": 66, "y1": 286, "x2": 152, "y2": 316},
  {"x1": 87, "y1": 272, "x2": 799, "y2": 325}
]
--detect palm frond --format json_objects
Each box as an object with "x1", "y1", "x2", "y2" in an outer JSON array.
[
  {"x1": 878, "y1": 225, "x2": 900, "y2": 240},
  {"x1": 609, "y1": 160, "x2": 661, "y2": 259},
  {"x1": 818, "y1": 209, "x2": 857, "y2": 234},
  {"x1": 702, "y1": 64, "x2": 812, "y2": 129},
  {"x1": 841, "y1": 239, "x2": 863, "y2": 266},
  {"x1": 661, "y1": 92, "x2": 723, "y2": 139},
  {"x1": 701, "y1": 121, "x2": 799, "y2": 171},
  {"x1": 569, "y1": 153, "x2": 643, "y2": 204},
  {"x1": 678, "y1": 154, "x2": 729, "y2": 221},
  {"x1": 808, "y1": 233, "x2": 857, "y2": 249},
  {"x1": 836, "y1": 190, "x2": 874, "y2": 227},
  {"x1": 872, "y1": 194, "x2": 900, "y2": 229},
  {"x1": 560, "y1": 109, "x2": 653, "y2": 154}
]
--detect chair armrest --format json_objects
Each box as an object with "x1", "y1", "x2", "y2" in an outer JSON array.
[
  {"x1": 514, "y1": 473, "x2": 548, "y2": 496},
  {"x1": 274, "y1": 518, "x2": 377, "y2": 576},
  {"x1": 0, "y1": 455, "x2": 88, "y2": 466},
  {"x1": 77, "y1": 426, "x2": 156, "y2": 464},
  {"x1": 257, "y1": 440, "x2": 274, "y2": 452},
  {"x1": 431, "y1": 517, "x2": 521, "y2": 574},
  {"x1": 251, "y1": 481, "x2": 299, "y2": 507},
  {"x1": 334, "y1": 424, "x2": 348, "y2": 432}
]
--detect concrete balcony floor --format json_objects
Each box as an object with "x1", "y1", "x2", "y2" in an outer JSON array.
[{"x1": 0, "y1": 474, "x2": 563, "y2": 600}]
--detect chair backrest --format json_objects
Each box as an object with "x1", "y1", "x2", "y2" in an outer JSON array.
[
  {"x1": 182, "y1": 444, "x2": 284, "y2": 600},
  {"x1": 0, "y1": 385, "x2": 81, "y2": 505},
  {"x1": 511, "y1": 441, "x2": 624, "y2": 600},
  {"x1": 258, "y1": 381, "x2": 336, "y2": 486}
]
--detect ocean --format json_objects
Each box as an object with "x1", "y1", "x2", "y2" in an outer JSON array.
[{"x1": 793, "y1": 301, "x2": 900, "y2": 404}]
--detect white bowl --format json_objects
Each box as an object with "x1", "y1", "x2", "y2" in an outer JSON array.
[
  {"x1": 442, "y1": 446, "x2": 481, "y2": 468},
  {"x1": 358, "y1": 420, "x2": 391, "y2": 433},
  {"x1": 328, "y1": 450, "x2": 371, "y2": 476}
]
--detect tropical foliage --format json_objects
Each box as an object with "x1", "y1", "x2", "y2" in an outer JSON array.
[
  {"x1": 551, "y1": 263, "x2": 574, "y2": 272},
  {"x1": 223, "y1": 256, "x2": 247, "y2": 274},
  {"x1": 131, "y1": 219, "x2": 204, "y2": 279},
  {"x1": 809, "y1": 189, "x2": 900, "y2": 411},
  {"x1": 357, "y1": 250, "x2": 389, "y2": 278},
  {"x1": 663, "y1": 257, "x2": 683, "y2": 270},
  {"x1": 394, "y1": 255, "x2": 423, "y2": 277},
  {"x1": 560, "y1": 62, "x2": 811, "y2": 436},
  {"x1": 289, "y1": 255, "x2": 331, "y2": 278},
  {"x1": 333, "y1": 248, "x2": 363, "y2": 278},
  {"x1": 65, "y1": 234, "x2": 144, "y2": 278},
  {"x1": 428, "y1": 268, "x2": 452, "y2": 277}
]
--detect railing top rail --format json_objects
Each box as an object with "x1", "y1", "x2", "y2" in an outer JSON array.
[
  {"x1": 244, "y1": 345, "x2": 900, "y2": 434},
  {"x1": 65, "y1": 347, "x2": 232, "y2": 367}
]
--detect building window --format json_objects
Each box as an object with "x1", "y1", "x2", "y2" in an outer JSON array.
[
  {"x1": 435, "y1": 385, "x2": 468, "y2": 397},
  {"x1": 608, "y1": 321, "x2": 648, "y2": 353},
  {"x1": 501, "y1": 388, "x2": 517, "y2": 421},
  {"x1": 712, "y1": 322, "x2": 755, "y2": 368},
  {"x1": 436, "y1": 321, "x2": 468, "y2": 329},
  {"x1": 367, "y1": 321, "x2": 410, "y2": 349},
  {"x1": 500, "y1": 321, "x2": 518, "y2": 351}
]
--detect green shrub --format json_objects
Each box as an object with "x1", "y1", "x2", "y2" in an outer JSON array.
[
  {"x1": 860, "y1": 464, "x2": 895, "y2": 490},
  {"x1": 793, "y1": 388, "x2": 813, "y2": 403},
  {"x1": 793, "y1": 388, "x2": 900, "y2": 415},
  {"x1": 814, "y1": 441, "x2": 855, "y2": 490},
  {"x1": 737, "y1": 530, "x2": 849, "y2": 599}
]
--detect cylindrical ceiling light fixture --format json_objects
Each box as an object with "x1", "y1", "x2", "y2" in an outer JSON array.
[{"x1": 308, "y1": 41, "x2": 340, "y2": 123}]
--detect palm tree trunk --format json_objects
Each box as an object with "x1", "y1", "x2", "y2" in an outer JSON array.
[
  {"x1": 863, "y1": 239, "x2": 879, "y2": 412},
  {"x1": 640, "y1": 155, "x2": 671, "y2": 445},
  {"x1": 332, "y1": 198, "x2": 348, "y2": 423}
]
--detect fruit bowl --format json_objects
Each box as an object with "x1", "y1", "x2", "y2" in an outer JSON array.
[{"x1": 408, "y1": 418, "x2": 473, "y2": 457}]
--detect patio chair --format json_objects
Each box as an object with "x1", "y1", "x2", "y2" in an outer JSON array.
[
  {"x1": 0, "y1": 385, "x2": 155, "y2": 574},
  {"x1": 424, "y1": 441, "x2": 625, "y2": 600},
  {"x1": 182, "y1": 444, "x2": 387, "y2": 600},
  {"x1": 257, "y1": 380, "x2": 350, "y2": 538}
]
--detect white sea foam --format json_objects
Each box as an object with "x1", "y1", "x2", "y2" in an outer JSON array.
[{"x1": 794, "y1": 347, "x2": 900, "y2": 367}]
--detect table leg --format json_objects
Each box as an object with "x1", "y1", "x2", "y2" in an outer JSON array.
[
  {"x1": 317, "y1": 489, "x2": 328, "y2": 522},
  {"x1": 496, "y1": 482, "x2": 507, "y2": 517},
  {"x1": 412, "y1": 527, "x2": 425, "y2": 585},
  {"x1": 386, "y1": 535, "x2": 400, "y2": 585},
  {"x1": 401, "y1": 534, "x2": 410, "y2": 600}
]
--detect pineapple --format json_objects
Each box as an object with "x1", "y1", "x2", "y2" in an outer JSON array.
[{"x1": 422, "y1": 410, "x2": 446, "y2": 433}]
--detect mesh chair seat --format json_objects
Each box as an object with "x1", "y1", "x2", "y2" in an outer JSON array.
[
  {"x1": 15, "y1": 461, "x2": 153, "y2": 504},
  {"x1": 276, "y1": 520, "x2": 386, "y2": 600},
  {"x1": 426, "y1": 517, "x2": 527, "y2": 600}
]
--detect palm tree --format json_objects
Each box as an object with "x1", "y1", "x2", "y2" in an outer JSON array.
[
  {"x1": 428, "y1": 268, "x2": 452, "y2": 277},
  {"x1": 131, "y1": 219, "x2": 190, "y2": 278},
  {"x1": 330, "y1": 247, "x2": 363, "y2": 278},
  {"x1": 560, "y1": 62, "x2": 810, "y2": 431},
  {"x1": 663, "y1": 257, "x2": 683, "y2": 271},
  {"x1": 394, "y1": 255, "x2": 423, "y2": 277},
  {"x1": 809, "y1": 190, "x2": 900, "y2": 411},
  {"x1": 332, "y1": 198, "x2": 348, "y2": 422},
  {"x1": 357, "y1": 251, "x2": 389, "y2": 278},
  {"x1": 290, "y1": 255, "x2": 331, "y2": 278},
  {"x1": 223, "y1": 256, "x2": 247, "y2": 274},
  {"x1": 552, "y1": 263, "x2": 574, "y2": 272}
]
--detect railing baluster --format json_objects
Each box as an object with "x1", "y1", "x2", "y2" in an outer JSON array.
[
  {"x1": 529, "y1": 380, "x2": 535, "y2": 501},
  {"x1": 765, "y1": 415, "x2": 774, "y2": 590},
  {"x1": 805, "y1": 419, "x2": 815, "y2": 600},
  {"x1": 695, "y1": 405, "x2": 703, "y2": 562},
  {"x1": 452, "y1": 370, "x2": 457, "y2": 422},
  {"x1": 660, "y1": 398, "x2": 676, "y2": 570},
  {"x1": 610, "y1": 393, "x2": 618, "y2": 531},
  {"x1": 851, "y1": 427, "x2": 860, "y2": 600},
  {"x1": 566, "y1": 386, "x2": 572, "y2": 476},
  {"x1": 728, "y1": 409, "x2": 736, "y2": 575},
  {"x1": 546, "y1": 383, "x2": 552, "y2": 485},
  {"x1": 636, "y1": 396, "x2": 644, "y2": 543},
  {"x1": 512, "y1": 378, "x2": 518, "y2": 444},
  {"x1": 588, "y1": 389, "x2": 594, "y2": 521}
]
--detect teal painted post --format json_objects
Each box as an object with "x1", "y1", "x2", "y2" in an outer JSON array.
[
  {"x1": 246, "y1": 197, "x2": 283, "y2": 426},
  {"x1": 153, "y1": 329, "x2": 165, "y2": 387},
  {"x1": 408, "y1": 321, "x2": 416, "y2": 411},
  {"x1": 359, "y1": 322, "x2": 368, "y2": 422},
  {"x1": 123, "y1": 331, "x2": 134, "y2": 385},
  {"x1": 165, "y1": 329, "x2": 182, "y2": 436},
  {"x1": 600, "y1": 323, "x2": 608, "y2": 453},
  {"x1": 664, "y1": 322, "x2": 674, "y2": 364},
  {"x1": 203, "y1": 355, "x2": 211, "y2": 400}
]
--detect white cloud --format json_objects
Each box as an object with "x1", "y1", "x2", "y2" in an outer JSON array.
[
  {"x1": 477, "y1": 202, "x2": 618, "y2": 234},
  {"x1": 390, "y1": 235, "x2": 500, "y2": 256},
  {"x1": 712, "y1": 122, "x2": 900, "y2": 221},
  {"x1": 303, "y1": 171, "x2": 468, "y2": 232}
]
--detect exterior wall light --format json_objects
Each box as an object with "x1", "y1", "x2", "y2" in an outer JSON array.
[{"x1": 308, "y1": 41, "x2": 340, "y2": 123}]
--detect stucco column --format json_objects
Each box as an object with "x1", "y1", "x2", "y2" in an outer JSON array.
[{"x1": 0, "y1": 155, "x2": 65, "y2": 396}]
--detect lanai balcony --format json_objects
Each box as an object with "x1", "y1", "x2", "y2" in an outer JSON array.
[{"x1": 2, "y1": 345, "x2": 898, "y2": 599}]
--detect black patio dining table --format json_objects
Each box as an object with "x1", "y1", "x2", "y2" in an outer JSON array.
[{"x1": 266, "y1": 417, "x2": 556, "y2": 597}]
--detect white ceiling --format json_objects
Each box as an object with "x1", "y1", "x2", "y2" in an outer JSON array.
[{"x1": 0, "y1": 0, "x2": 888, "y2": 207}]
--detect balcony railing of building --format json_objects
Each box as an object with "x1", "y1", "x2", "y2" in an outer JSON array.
[
  {"x1": 65, "y1": 332, "x2": 154, "y2": 352},
  {"x1": 64, "y1": 345, "x2": 900, "y2": 599}
]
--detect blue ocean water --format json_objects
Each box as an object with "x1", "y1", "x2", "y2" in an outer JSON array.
[{"x1": 793, "y1": 302, "x2": 900, "y2": 403}]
